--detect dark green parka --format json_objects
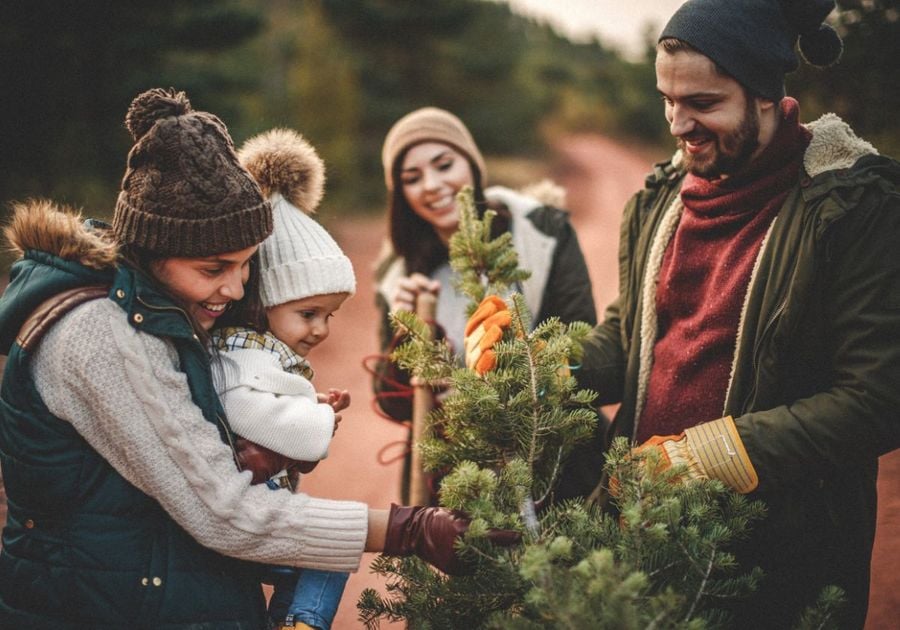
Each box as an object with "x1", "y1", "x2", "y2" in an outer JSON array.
[{"x1": 579, "y1": 114, "x2": 900, "y2": 628}]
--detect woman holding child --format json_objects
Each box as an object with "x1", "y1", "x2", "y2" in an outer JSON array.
[{"x1": 0, "y1": 88, "x2": 514, "y2": 629}]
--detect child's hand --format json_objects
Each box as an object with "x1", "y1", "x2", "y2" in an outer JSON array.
[
  {"x1": 317, "y1": 389, "x2": 350, "y2": 436},
  {"x1": 323, "y1": 388, "x2": 351, "y2": 412}
]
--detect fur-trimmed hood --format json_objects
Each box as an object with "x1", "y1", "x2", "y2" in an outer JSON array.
[
  {"x1": 4, "y1": 199, "x2": 118, "y2": 270},
  {"x1": 1, "y1": 200, "x2": 120, "y2": 354}
]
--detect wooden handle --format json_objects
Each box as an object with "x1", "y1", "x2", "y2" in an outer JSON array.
[{"x1": 409, "y1": 291, "x2": 437, "y2": 506}]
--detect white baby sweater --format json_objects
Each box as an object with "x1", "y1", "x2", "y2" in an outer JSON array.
[{"x1": 213, "y1": 344, "x2": 335, "y2": 462}]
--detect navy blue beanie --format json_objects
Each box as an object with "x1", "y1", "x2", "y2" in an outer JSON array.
[{"x1": 659, "y1": 0, "x2": 843, "y2": 101}]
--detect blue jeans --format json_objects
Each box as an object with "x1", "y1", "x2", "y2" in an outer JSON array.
[
  {"x1": 267, "y1": 566, "x2": 349, "y2": 630},
  {"x1": 262, "y1": 479, "x2": 349, "y2": 629}
]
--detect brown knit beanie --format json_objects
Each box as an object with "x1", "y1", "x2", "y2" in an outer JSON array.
[
  {"x1": 381, "y1": 107, "x2": 486, "y2": 191},
  {"x1": 113, "y1": 88, "x2": 272, "y2": 257}
]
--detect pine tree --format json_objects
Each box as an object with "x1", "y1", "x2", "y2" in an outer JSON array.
[{"x1": 358, "y1": 187, "x2": 842, "y2": 629}]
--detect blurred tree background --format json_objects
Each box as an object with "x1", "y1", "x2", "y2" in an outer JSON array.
[{"x1": 1, "y1": 0, "x2": 897, "y2": 239}]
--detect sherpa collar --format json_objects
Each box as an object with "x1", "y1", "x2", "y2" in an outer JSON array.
[{"x1": 803, "y1": 113, "x2": 878, "y2": 177}]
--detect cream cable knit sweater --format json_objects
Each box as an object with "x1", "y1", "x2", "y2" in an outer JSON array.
[{"x1": 31, "y1": 298, "x2": 368, "y2": 572}]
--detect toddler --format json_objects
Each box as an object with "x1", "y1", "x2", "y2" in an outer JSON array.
[{"x1": 212, "y1": 128, "x2": 355, "y2": 630}]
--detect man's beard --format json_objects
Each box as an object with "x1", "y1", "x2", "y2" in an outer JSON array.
[{"x1": 680, "y1": 98, "x2": 761, "y2": 179}]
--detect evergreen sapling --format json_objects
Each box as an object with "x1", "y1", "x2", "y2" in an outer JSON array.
[{"x1": 359, "y1": 187, "x2": 843, "y2": 629}]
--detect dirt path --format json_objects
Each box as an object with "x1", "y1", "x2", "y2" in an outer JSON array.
[{"x1": 304, "y1": 133, "x2": 900, "y2": 628}]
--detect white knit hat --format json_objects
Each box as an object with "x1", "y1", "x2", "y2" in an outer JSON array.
[{"x1": 238, "y1": 128, "x2": 355, "y2": 307}]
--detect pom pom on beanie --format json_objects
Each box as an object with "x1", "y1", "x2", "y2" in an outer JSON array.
[
  {"x1": 124, "y1": 88, "x2": 193, "y2": 141},
  {"x1": 239, "y1": 128, "x2": 326, "y2": 215},
  {"x1": 238, "y1": 129, "x2": 355, "y2": 307},
  {"x1": 798, "y1": 23, "x2": 843, "y2": 67}
]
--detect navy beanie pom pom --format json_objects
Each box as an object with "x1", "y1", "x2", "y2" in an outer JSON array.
[{"x1": 798, "y1": 23, "x2": 844, "y2": 67}]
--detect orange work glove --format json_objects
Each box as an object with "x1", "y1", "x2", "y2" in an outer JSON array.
[
  {"x1": 636, "y1": 416, "x2": 759, "y2": 494},
  {"x1": 464, "y1": 296, "x2": 512, "y2": 375}
]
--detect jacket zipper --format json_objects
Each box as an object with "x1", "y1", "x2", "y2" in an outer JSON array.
[{"x1": 741, "y1": 297, "x2": 788, "y2": 413}]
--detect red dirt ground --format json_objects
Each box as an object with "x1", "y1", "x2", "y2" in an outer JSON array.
[{"x1": 0, "y1": 134, "x2": 896, "y2": 628}]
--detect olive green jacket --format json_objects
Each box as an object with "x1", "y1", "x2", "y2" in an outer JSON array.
[{"x1": 579, "y1": 113, "x2": 900, "y2": 628}]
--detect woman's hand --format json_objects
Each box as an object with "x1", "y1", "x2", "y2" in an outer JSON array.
[
  {"x1": 234, "y1": 438, "x2": 291, "y2": 484},
  {"x1": 390, "y1": 273, "x2": 440, "y2": 314},
  {"x1": 381, "y1": 503, "x2": 520, "y2": 575}
]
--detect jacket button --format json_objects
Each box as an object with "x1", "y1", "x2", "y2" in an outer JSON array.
[
  {"x1": 152, "y1": 577, "x2": 162, "y2": 587},
  {"x1": 133, "y1": 313, "x2": 144, "y2": 324},
  {"x1": 24, "y1": 519, "x2": 35, "y2": 529},
  {"x1": 141, "y1": 577, "x2": 149, "y2": 586},
  {"x1": 115, "y1": 289, "x2": 126, "y2": 299}
]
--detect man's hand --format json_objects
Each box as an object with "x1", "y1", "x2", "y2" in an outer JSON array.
[
  {"x1": 636, "y1": 416, "x2": 758, "y2": 494},
  {"x1": 464, "y1": 296, "x2": 512, "y2": 375}
]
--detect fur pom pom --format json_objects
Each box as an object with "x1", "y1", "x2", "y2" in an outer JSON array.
[
  {"x1": 238, "y1": 129, "x2": 325, "y2": 214},
  {"x1": 799, "y1": 23, "x2": 843, "y2": 67},
  {"x1": 124, "y1": 88, "x2": 192, "y2": 141}
]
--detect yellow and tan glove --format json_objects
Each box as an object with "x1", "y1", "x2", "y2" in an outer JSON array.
[
  {"x1": 464, "y1": 296, "x2": 512, "y2": 375},
  {"x1": 637, "y1": 416, "x2": 758, "y2": 494}
]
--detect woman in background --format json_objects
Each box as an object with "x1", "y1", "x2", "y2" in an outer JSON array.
[{"x1": 373, "y1": 106, "x2": 604, "y2": 504}]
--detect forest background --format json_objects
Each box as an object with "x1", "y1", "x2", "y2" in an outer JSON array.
[{"x1": 1, "y1": 0, "x2": 897, "y2": 267}]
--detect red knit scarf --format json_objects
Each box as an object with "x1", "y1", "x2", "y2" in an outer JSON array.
[{"x1": 637, "y1": 98, "x2": 811, "y2": 442}]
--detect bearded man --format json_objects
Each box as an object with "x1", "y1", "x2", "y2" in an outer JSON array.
[{"x1": 574, "y1": 0, "x2": 900, "y2": 627}]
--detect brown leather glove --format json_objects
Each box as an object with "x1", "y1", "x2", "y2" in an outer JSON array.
[
  {"x1": 234, "y1": 438, "x2": 291, "y2": 485},
  {"x1": 383, "y1": 503, "x2": 521, "y2": 575},
  {"x1": 288, "y1": 460, "x2": 319, "y2": 475}
]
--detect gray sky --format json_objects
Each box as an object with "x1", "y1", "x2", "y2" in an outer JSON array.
[{"x1": 504, "y1": 0, "x2": 686, "y2": 59}]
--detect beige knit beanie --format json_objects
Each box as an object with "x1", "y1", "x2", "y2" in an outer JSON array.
[
  {"x1": 238, "y1": 128, "x2": 355, "y2": 308},
  {"x1": 381, "y1": 107, "x2": 487, "y2": 191},
  {"x1": 113, "y1": 88, "x2": 272, "y2": 257}
]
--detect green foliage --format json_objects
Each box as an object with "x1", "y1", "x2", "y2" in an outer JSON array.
[
  {"x1": 448, "y1": 186, "x2": 531, "y2": 308},
  {"x1": 793, "y1": 585, "x2": 848, "y2": 630},
  {"x1": 358, "y1": 188, "x2": 772, "y2": 629},
  {"x1": 484, "y1": 440, "x2": 769, "y2": 629},
  {"x1": 0, "y1": 0, "x2": 265, "y2": 215}
]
